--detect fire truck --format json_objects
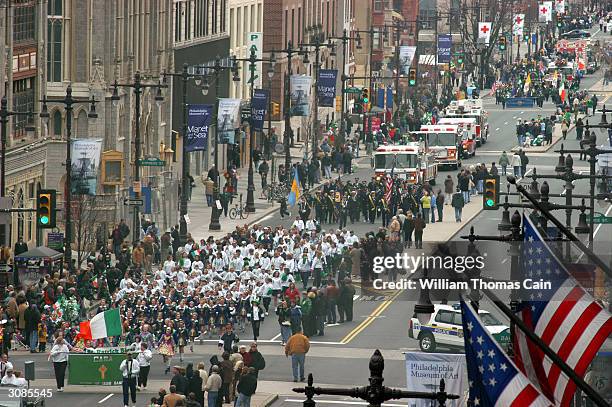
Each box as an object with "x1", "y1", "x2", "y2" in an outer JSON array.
[
  {"x1": 372, "y1": 143, "x2": 438, "y2": 185},
  {"x1": 414, "y1": 125, "x2": 463, "y2": 169},
  {"x1": 437, "y1": 117, "x2": 478, "y2": 158},
  {"x1": 442, "y1": 99, "x2": 489, "y2": 146}
]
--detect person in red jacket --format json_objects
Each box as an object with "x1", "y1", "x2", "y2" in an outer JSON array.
[{"x1": 284, "y1": 283, "x2": 301, "y2": 303}]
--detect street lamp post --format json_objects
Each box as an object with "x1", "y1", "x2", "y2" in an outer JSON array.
[
  {"x1": 198, "y1": 56, "x2": 240, "y2": 230},
  {"x1": 40, "y1": 85, "x2": 98, "y2": 274},
  {"x1": 160, "y1": 63, "x2": 215, "y2": 244},
  {"x1": 111, "y1": 72, "x2": 166, "y2": 244},
  {"x1": 300, "y1": 26, "x2": 336, "y2": 161},
  {"x1": 234, "y1": 49, "x2": 276, "y2": 213}
]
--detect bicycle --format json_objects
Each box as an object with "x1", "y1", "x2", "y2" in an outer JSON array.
[{"x1": 229, "y1": 193, "x2": 249, "y2": 220}]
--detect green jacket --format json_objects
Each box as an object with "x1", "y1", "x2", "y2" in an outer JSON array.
[
  {"x1": 300, "y1": 298, "x2": 312, "y2": 316},
  {"x1": 498, "y1": 153, "x2": 509, "y2": 166}
]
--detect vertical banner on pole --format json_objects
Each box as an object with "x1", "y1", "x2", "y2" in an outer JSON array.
[
  {"x1": 317, "y1": 69, "x2": 338, "y2": 107},
  {"x1": 290, "y1": 75, "x2": 312, "y2": 116},
  {"x1": 437, "y1": 34, "x2": 452, "y2": 64},
  {"x1": 71, "y1": 139, "x2": 102, "y2": 195},
  {"x1": 399, "y1": 46, "x2": 417, "y2": 75},
  {"x1": 247, "y1": 32, "x2": 263, "y2": 87},
  {"x1": 386, "y1": 87, "x2": 393, "y2": 110},
  {"x1": 186, "y1": 104, "x2": 213, "y2": 152},
  {"x1": 377, "y1": 88, "x2": 385, "y2": 109},
  {"x1": 218, "y1": 98, "x2": 242, "y2": 144},
  {"x1": 250, "y1": 89, "x2": 269, "y2": 131}
]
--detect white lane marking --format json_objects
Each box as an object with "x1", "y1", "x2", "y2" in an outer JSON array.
[
  {"x1": 195, "y1": 339, "x2": 345, "y2": 345},
  {"x1": 495, "y1": 128, "x2": 500, "y2": 131},
  {"x1": 98, "y1": 394, "x2": 114, "y2": 404},
  {"x1": 269, "y1": 333, "x2": 281, "y2": 341},
  {"x1": 353, "y1": 294, "x2": 360, "y2": 301},
  {"x1": 504, "y1": 121, "x2": 508, "y2": 125},
  {"x1": 258, "y1": 213, "x2": 274, "y2": 223},
  {"x1": 284, "y1": 399, "x2": 405, "y2": 406},
  {"x1": 501, "y1": 258, "x2": 508, "y2": 264},
  {"x1": 520, "y1": 111, "x2": 524, "y2": 114}
]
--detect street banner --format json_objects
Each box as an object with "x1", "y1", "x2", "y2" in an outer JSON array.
[
  {"x1": 539, "y1": 2, "x2": 552, "y2": 22},
  {"x1": 513, "y1": 14, "x2": 525, "y2": 36},
  {"x1": 290, "y1": 75, "x2": 312, "y2": 116},
  {"x1": 405, "y1": 352, "x2": 465, "y2": 407},
  {"x1": 399, "y1": 46, "x2": 417, "y2": 75},
  {"x1": 317, "y1": 69, "x2": 338, "y2": 107},
  {"x1": 386, "y1": 87, "x2": 393, "y2": 110},
  {"x1": 377, "y1": 88, "x2": 385, "y2": 109},
  {"x1": 71, "y1": 139, "x2": 102, "y2": 195},
  {"x1": 250, "y1": 89, "x2": 269, "y2": 131},
  {"x1": 186, "y1": 104, "x2": 213, "y2": 152},
  {"x1": 218, "y1": 98, "x2": 241, "y2": 144},
  {"x1": 437, "y1": 34, "x2": 452, "y2": 64},
  {"x1": 478, "y1": 22, "x2": 492, "y2": 44},
  {"x1": 555, "y1": 0, "x2": 565, "y2": 13},
  {"x1": 247, "y1": 32, "x2": 263, "y2": 87},
  {"x1": 68, "y1": 352, "x2": 125, "y2": 385}
]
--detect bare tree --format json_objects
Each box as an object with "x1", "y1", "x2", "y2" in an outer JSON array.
[
  {"x1": 456, "y1": 0, "x2": 514, "y2": 83},
  {"x1": 72, "y1": 194, "x2": 104, "y2": 268}
]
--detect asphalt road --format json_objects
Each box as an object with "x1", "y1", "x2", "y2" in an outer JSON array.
[{"x1": 8, "y1": 39, "x2": 611, "y2": 406}]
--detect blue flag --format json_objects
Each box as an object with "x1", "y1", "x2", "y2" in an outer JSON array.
[
  {"x1": 377, "y1": 88, "x2": 385, "y2": 108},
  {"x1": 386, "y1": 87, "x2": 393, "y2": 110}
]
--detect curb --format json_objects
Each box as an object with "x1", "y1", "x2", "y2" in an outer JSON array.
[{"x1": 447, "y1": 204, "x2": 484, "y2": 241}]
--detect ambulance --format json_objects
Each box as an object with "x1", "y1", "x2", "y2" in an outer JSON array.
[
  {"x1": 437, "y1": 117, "x2": 478, "y2": 158},
  {"x1": 414, "y1": 125, "x2": 463, "y2": 169},
  {"x1": 372, "y1": 143, "x2": 438, "y2": 185},
  {"x1": 443, "y1": 99, "x2": 489, "y2": 146}
]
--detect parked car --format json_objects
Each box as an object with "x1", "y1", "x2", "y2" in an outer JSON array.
[
  {"x1": 561, "y1": 29, "x2": 592, "y2": 39},
  {"x1": 408, "y1": 304, "x2": 509, "y2": 352}
]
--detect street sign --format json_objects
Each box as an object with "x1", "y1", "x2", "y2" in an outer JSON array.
[
  {"x1": 343, "y1": 87, "x2": 362, "y2": 94},
  {"x1": 493, "y1": 328, "x2": 511, "y2": 351},
  {"x1": 587, "y1": 214, "x2": 612, "y2": 224},
  {"x1": 47, "y1": 232, "x2": 64, "y2": 252},
  {"x1": 137, "y1": 158, "x2": 165, "y2": 167},
  {"x1": 123, "y1": 198, "x2": 143, "y2": 206},
  {"x1": 274, "y1": 143, "x2": 285, "y2": 154}
]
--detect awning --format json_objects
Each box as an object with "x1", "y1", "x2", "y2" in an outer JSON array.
[{"x1": 419, "y1": 54, "x2": 436, "y2": 65}]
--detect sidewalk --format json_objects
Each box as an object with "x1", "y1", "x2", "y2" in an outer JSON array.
[
  {"x1": 511, "y1": 79, "x2": 611, "y2": 153},
  {"x1": 422, "y1": 196, "x2": 482, "y2": 241},
  {"x1": 187, "y1": 144, "x2": 369, "y2": 240}
]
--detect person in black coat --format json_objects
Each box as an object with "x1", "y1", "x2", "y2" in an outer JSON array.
[
  {"x1": 170, "y1": 366, "x2": 189, "y2": 395},
  {"x1": 24, "y1": 304, "x2": 41, "y2": 352},
  {"x1": 187, "y1": 370, "x2": 204, "y2": 406},
  {"x1": 14, "y1": 238, "x2": 28, "y2": 257}
]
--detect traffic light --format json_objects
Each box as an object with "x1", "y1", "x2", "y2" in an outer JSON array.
[
  {"x1": 456, "y1": 53, "x2": 464, "y2": 65},
  {"x1": 483, "y1": 176, "x2": 500, "y2": 210},
  {"x1": 408, "y1": 68, "x2": 417, "y2": 87},
  {"x1": 36, "y1": 189, "x2": 56, "y2": 228},
  {"x1": 361, "y1": 88, "x2": 369, "y2": 104},
  {"x1": 271, "y1": 102, "x2": 280, "y2": 117},
  {"x1": 557, "y1": 20, "x2": 563, "y2": 28},
  {"x1": 499, "y1": 36, "x2": 506, "y2": 51},
  {"x1": 523, "y1": 33, "x2": 530, "y2": 42}
]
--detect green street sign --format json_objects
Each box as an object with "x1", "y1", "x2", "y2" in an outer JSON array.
[
  {"x1": 138, "y1": 158, "x2": 166, "y2": 167},
  {"x1": 343, "y1": 87, "x2": 363, "y2": 94},
  {"x1": 493, "y1": 329, "x2": 511, "y2": 351},
  {"x1": 587, "y1": 214, "x2": 612, "y2": 224}
]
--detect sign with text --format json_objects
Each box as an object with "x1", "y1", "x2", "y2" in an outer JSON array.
[
  {"x1": 247, "y1": 32, "x2": 263, "y2": 87},
  {"x1": 218, "y1": 98, "x2": 241, "y2": 144},
  {"x1": 68, "y1": 352, "x2": 126, "y2": 385},
  {"x1": 405, "y1": 352, "x2": 465, "y2": 407},
  {"x1": 437, "y1": 34, "x2": 452, "y2": 64},
  {"x1": 250, "y1": 89, "x2": 269, "y2": 131},
  {"x1": 71, "y1": 139, "x2": 102, "y2": 196},
  {"x1": 290, "y1": 75, "x2": 312, "y2": 116},
  {"x1": 186, "y1": 104, "x2": 213, "y2": 152},
  {"x1": 317, "y1": 69, "x2": 338, "y2": 107}
]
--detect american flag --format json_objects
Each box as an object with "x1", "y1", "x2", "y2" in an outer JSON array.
[
  {"x1": 513, "y1": 215, "x2": 612, "y2": 406},
  {"x1": 461, "y1": 300, "x2": 552, "y2": 407},
  {"x1": 384, "y1": 175, "x2": 393, "y2": 203}
]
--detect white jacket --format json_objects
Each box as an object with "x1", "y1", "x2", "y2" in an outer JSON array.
[{"x1": 510, "y1": 154, "x2": 522, "y2": 167}]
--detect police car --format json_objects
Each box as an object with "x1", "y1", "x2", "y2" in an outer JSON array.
[{"x1": 408, "y1": 304, "x2": 509, "y2": 352}]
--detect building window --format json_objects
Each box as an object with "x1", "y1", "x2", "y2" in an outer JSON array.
[
  {"x1": 284, "y1": 9, "x2": 288, "y2": 47},
  {"x1": 47, "y1": 0, "x2": 63, "y2": 82},
  {"x1": 12, "y1": 78, "x2": 34, "y2": 138},
  {"x1": 221, "y1": 0, "x2": 226, "y2": 33},
  {"x1": 52, "y1": 110, "x2": 62, "y2": 137},
  {"x1": 212, "y1": 0, "x2": 217, "y2": 34},
  {"x1": 374, "y1": 0, "x2": 384, "y2": 11},
  {"x1": 13, "y1": 2, "x2": 36, "y2": 44}
]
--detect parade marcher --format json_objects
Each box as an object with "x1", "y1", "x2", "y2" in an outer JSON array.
[
  {"x1": 49, "y1": 336, "x2": 70, "y2": 392},
  {"x1": 137, "y1": 342, "x2": 153, "y2": 390},
  {"x1": 120, "y1": 352, "x2": 140, "y2": 407}
]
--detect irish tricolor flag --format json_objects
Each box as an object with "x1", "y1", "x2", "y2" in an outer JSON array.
[{"x1": 80, "y1": 308, "x2": 123, "y2": 340}]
